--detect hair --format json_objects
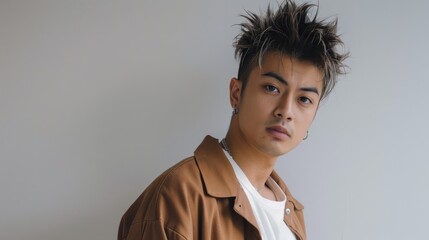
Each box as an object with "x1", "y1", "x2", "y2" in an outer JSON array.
[{"x1": 234, "y1": 0, "x2": 349, "y2": 100}]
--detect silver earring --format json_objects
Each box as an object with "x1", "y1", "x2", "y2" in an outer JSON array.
[
  {"x1": 303, "y1": 131, "x2": 309, "y2": 140},
  {"x1": 233, "y1": 105, "x2": 238, "y2": 115}
]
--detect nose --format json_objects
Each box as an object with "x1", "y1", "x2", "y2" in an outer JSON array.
[{"x1": 274, "y1": 97, "x2": 294, "y2": 122}]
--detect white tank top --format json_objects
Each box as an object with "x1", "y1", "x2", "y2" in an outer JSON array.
[{"x1": 223, "y1": 149, "x2": 297, "y2": 240}]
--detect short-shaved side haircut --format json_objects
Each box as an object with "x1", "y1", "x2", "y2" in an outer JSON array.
[{"x1": 234, "y1": 0, "x2": 349, "y2": 100}]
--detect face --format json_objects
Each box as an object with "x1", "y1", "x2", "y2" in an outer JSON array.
[{"x1": 230, "y1": 52, "x2": 323, "y2": 157}]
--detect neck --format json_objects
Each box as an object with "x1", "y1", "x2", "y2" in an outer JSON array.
[{"x1": 224, "y1": 123, "x2": 278, "y2": 190}]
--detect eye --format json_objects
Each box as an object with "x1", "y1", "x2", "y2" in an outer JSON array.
[
  {"x1": 299, "y1": 96, "x2": 313, "y2": 104},
  {"x1": 264, "y1": 84, "x2": 280, "y2": 94}
]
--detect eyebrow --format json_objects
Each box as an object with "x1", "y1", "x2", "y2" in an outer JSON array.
[{"x1": 262, "y1": 71, "x2": 320, "y2": 96}]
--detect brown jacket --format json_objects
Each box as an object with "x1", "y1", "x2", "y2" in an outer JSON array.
[{"x1": 118, "y1": 135, "x2": 306, "y2": 240}]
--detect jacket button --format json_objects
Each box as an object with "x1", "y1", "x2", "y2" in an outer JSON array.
[{"x1": 285, "y1": 208, "x2": 291, "y2": 215}]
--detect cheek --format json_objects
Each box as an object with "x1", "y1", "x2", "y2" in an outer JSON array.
[
  {"x1": 296, "y1": 110, "x2": 317, "y2": 129},
  {"x1": 238, "y1": 101, "x2": 271, "y2": 130},
  {"x1": 241, "y1": 94, "x2": 272, "y2": 116}
]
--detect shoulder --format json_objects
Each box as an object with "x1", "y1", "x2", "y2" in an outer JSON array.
[
  {"x1": 119, "y1": 156, "x2": 205, "y2": 239},
  {"x1": 141, "y1": 156, "x2": 204, "y2": 212},
  {"x1": 150, "y1": 157, "x2": 203, "y2": 204},
  {"x1": 156, "y1": 156, "x2": 202, "y2": 188},
  {"x1": 119, "y1": 156, "x2": 205, "y2": 237}
]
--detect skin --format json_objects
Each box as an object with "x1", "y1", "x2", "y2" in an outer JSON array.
[{"x1": 225, "y1": 52, "x2": 323, "y2": 200}]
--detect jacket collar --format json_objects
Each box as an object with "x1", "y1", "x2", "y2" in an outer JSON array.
[{"x1": 194, "y1": 135, "x2": 240, "y2": 197}]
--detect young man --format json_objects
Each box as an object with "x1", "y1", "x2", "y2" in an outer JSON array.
[{"x1": 118, "y1": 1, "x2": 347, "y2": 239}]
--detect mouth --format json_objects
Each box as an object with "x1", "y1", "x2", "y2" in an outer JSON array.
[{"x1": 266, "y1": 125, "x2": 291, "y2": 140}]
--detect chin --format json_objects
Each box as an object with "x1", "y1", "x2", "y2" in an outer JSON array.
[{"x1": 261, "y1": 145, "x2": 290, "y2": 157}]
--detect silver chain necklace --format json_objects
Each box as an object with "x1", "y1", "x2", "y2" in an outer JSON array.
[{"x1": 220, "y1": 138, "x2": 232, "y2": 156}]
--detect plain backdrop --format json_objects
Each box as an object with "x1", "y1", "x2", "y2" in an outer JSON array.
[{"x1": 1, "y1": 0, "x2": 428, "y2": 239}]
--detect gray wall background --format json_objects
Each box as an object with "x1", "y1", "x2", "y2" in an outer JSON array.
[{"x1": 1, "y1": 0, "x2": 428, "y2": 239}]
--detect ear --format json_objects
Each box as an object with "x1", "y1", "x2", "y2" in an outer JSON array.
[{"x1": 229, "y1": 77, "x2": 242, "y2": 107}]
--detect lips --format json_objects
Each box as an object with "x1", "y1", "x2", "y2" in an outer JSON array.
[{"x1": 266, "y1": 125, "x2": 291, "y2": 139}]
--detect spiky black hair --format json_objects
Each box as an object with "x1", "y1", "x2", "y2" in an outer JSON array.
[{"x1": 234, "y1": 0, "x2": 349, "y2": 99}]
